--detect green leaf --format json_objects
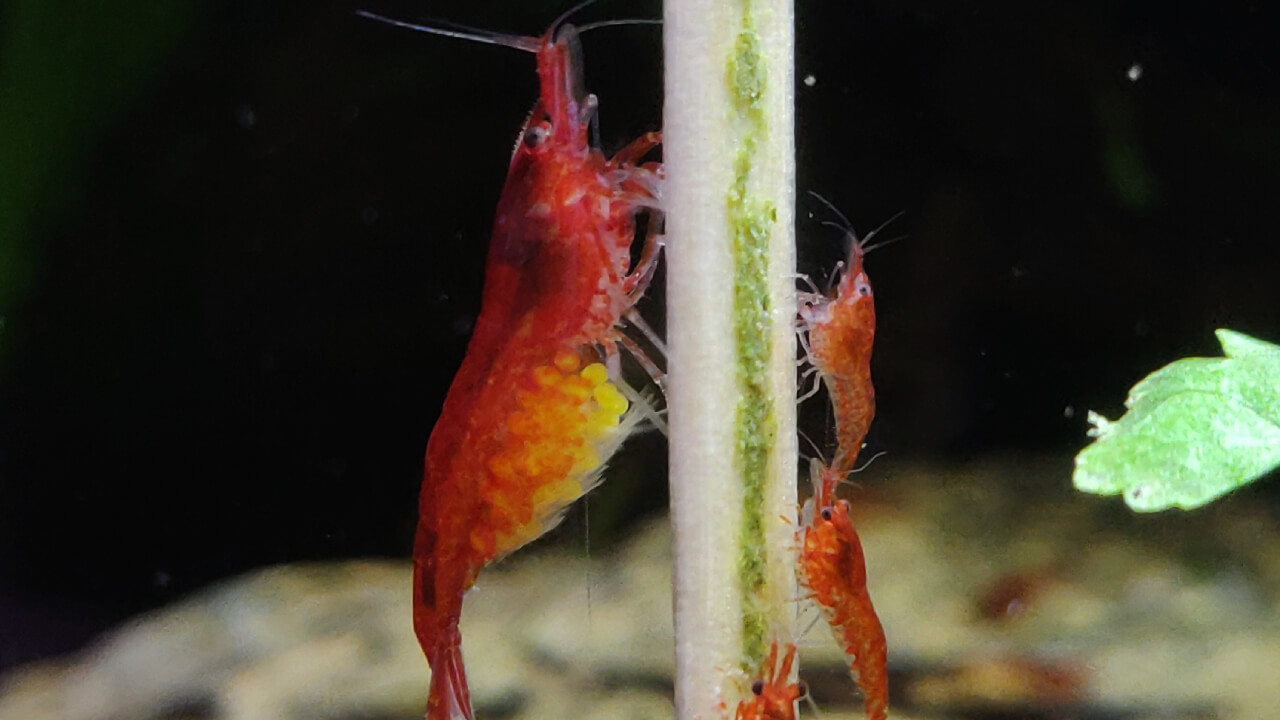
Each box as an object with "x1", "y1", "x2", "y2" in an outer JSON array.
[{"x1": 1073, "y1": 329, "x2": 1280, "y2": 512}]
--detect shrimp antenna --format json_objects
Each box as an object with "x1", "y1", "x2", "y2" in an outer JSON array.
[
  {"x1": 807, "y1": 190, "x2": 856, "y2": 233},
  {"x1": 548, "y1": 0, "x2": 606, "y2": 39},
  {"x1": 820, "y1": 219, "x2": 854, "y2": 235},
  {"x1": 839, "y1": 211, "x2": 906, "y2": 262},
  {"x1": 810, "y1": 192, "x2": 906, "y2": 258},
  {"x1": 851, "y1": 450, "x2": 889, "y2": 474},
  {"x1": 832, "y1": 450, "x2": 888, "y2": 493},
  {"x1": 355, "y1": 5, "x2": 657, "y2": 49},
  {"x1": 355, "y1": 10, "x2": 541, "y2": 53},
  {"x1": 859, "y1": 210, "x2": 907, "y2": 250},
  {"x1": 576, "y1": 18, "x2": 663, "y2": 33},
  {"x1": 797, "y1": 428, "x2": 826, "y2": 464},
  {"x1": 861, "y1": 234, "x2": 906, "y2": 255}
]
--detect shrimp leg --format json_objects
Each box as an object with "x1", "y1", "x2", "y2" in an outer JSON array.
[
  {"x1": 796, "y1": 366, "x2": 823, "y2": 404},
  {"x1": 623, "y1": 220, "x2": 665, "y2": 302},
  {"x1": 625, "y1": 308, "x2": 667, "y2": 357},
  {"x1": 610, "y1": 130, "x2": 662, "y2": 165},
  {"x1": 614, "y1": 377, "x2": 668, "y2": 436},
  {"x1": 617, "y1": 332, "x2": 668, "y2": 395}
]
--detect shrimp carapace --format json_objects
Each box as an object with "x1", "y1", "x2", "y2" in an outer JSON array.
[{"x1": 367, "y1": 6, "x2": 665, "y2": 720}]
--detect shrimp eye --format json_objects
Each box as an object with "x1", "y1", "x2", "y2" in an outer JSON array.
[
  {"x1": 857, "y1": 282, "x2": 872, "y2": 297},
  {"x1": 524, "y1": 124, "x2": 550, "y2": 148},
  {"x1": 796, "y1": 680, "x2": 810, "y2": 698},
  {"x1": 750, "y1": 679, "x2": 765, "y2": 696},
  {"x1": 820, "y1": 507, "x2": 833, "y2": 521}
]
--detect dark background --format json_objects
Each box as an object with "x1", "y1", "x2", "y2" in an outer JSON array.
[{"x1": 1, "y1": 0, "x2": 1277, "y2": 670}]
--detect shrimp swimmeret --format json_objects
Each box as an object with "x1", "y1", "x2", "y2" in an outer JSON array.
[{"x1": 360, "y1": 6, "x2": 664, "y2": 720}]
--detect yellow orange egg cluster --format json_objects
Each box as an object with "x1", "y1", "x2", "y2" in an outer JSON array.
[{"x1": 477, "y1": 350, "x2": 628, "y2": 555}]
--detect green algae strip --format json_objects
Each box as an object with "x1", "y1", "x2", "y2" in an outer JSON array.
[{"x1": 727, "y1": 6, "x2": 778, "y2": 668}]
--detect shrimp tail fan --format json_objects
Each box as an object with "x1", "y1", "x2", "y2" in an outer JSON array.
[{"x1": 426, "y1": 643, "x2": 474, "y2": 720}]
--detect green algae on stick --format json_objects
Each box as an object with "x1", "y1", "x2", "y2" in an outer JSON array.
[{"x1": 665, "y1": 0, "x2": 797, "y2": 718}]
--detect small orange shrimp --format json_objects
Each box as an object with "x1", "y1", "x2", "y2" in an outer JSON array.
[
  {"x1": 360, "y1": 6, "x2": 663, "y2": 720},
  {"x1": 796, "y1": 197, "x2": 890, "y2": 719},
  {"x1": 797, "y1": 200, "x2": 891, "y2": 478},
  {"x1": 799, "y1": 461, "x2": 889, "y2": 720},
  {"x1": 733, "y1": 641, "x2": 806, "y2": 720}
]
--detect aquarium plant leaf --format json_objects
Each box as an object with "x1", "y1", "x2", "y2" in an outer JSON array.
[{"x1": 1073, "y1": 329, "x2": 1280, "y2": 512}]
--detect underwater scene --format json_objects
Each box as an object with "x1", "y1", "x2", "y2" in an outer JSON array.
[{"x1": 1, "y1": 1, "x2": 1278, "y2": 719}]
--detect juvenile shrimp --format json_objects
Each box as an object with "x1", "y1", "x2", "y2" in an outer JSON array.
[
  {"x1": 733, "y1": 641, "x2": 806, "y2": 720},
  {"x1": 797, "y1": 202, "x2": 884, "y2": 478},
  {"x1": 359, "y1": 6, "x2": 663, "y2": 720},
  {"x1": 798, "y1": 461, "x2": 889, "y2": 720}
]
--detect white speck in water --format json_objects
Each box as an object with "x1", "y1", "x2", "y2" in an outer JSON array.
[
  {"x1": 1126, "y1": 63, "x2": 1143, "y2": 82},
  {"x1": 1064, "y1": 405, "x2": 1075, "y2": 418},
  {"x1": 803, "y1": 74, "x2": 817, "y2": 87}
]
